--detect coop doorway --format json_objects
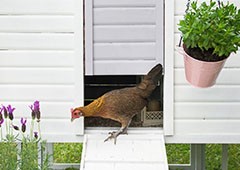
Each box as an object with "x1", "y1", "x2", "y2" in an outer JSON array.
[{"x1": 84, "y1": 75, "x2": 164, "y2": 128}]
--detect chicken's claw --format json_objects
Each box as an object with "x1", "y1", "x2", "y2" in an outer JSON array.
[{"x1": 104, "y1": 132, "x2": 118, "y2": 144}]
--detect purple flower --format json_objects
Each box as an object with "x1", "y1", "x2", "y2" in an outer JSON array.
[
  {"x1": 0, "y1": 108, "x2": 3, "y2": 122},
  {"x1": 12, "y1": 124, "x2": 19, "y2": 131},
  {"x1": 21, "y1": 118, "x2": 27, "y2": 133},
  {"x1": 34, "y1": 132, "x2": 38, "y2": 139},
  {"x1": 29, "y1": 101, "x2": 41, "y2": 121},
  {"x1": 7, "y1": 105, "x2": 15, "y2": 120},
  {"x1": 0, "y1": 118, "x2": 4, "y2": 127},
  {"x1": 2, "y1": 105, "x2": 8, "y2": 118}
]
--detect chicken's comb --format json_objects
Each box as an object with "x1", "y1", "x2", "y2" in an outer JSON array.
[{"x1": 70, "y1": 108, "x2": 74, "y2": 114}]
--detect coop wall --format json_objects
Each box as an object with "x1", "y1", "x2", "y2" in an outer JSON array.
[
  {"x1": 85, "y1": 0, "x2": 164, "y2": 75},
  {"x1": 167, "y1": 0, "x2": 240, "y2": 143},
  {"x1": 0, "y1": 0, "x2": 84, "y2": 141}
]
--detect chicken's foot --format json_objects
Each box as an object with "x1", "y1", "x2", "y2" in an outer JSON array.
[
  {"x1": 104, "y1": 120, "x2": 132, "y2": 144},
  {"x1": 104, "y1": 127, "x2": 126, "y2": 144}
]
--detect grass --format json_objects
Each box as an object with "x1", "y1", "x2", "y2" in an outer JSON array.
[
  {"x1": 53, "y1": 143, "x2": 240, "y2": 169},
  {"x1": 54, "y1": 143, "x2": 83, "y2": 163}
]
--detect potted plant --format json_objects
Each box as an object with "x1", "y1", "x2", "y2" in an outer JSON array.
[{"x1": 178, "y1": 0, "x2": 240, "y2": 88}]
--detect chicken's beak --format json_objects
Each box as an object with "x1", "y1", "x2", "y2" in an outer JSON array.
[{"x1": 71, "y1": 118, "x2": 75, "y2": 122}]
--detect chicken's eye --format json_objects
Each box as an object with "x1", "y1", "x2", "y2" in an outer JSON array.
[{"x1": 74, "y1": 113, "x2": 77, "y2": 115}]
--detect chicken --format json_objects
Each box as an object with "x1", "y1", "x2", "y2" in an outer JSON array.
[{"x1": 71, "y1": 64, "x2": 163, "y2": 144}]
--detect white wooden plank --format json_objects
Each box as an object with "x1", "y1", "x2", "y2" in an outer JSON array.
[
  {"x1": 74, "y1": 0, "x2": 84, "y2": 135},
  {"x1": 0, "y1": 101, "x2": 73, "y2": 119},
  {"x1": 175, "y1": 102, "x2": 240, "y2": 119},
  {"x1": 92, "y1": 60, "x2": 158, "y2": 75},
  {"x1": 94, "y1": 8, "x2": 155, "y2": 25},
  {"x1": 164, "y1": 0, "x2": 175, "y2": 136},
  {"x1": 0, "y1": 15, "x2": 74, "y2": 32},
  {"x1": 85, "y1": 0, "x2": 94, "y2": 75},
  {"x1": 94, "y1": 25, "x2": 155, "y2": 42},
  {"x1": 94, "y1": 43, "x2": 155, "y2": 60},
  {"x1": 0, "y1": 33, "x2": 74, "y2": 50},
  {"x1": 155, "y1": 0, "x2": 164, "y2": 64},
  {"x1": 0, "y1": 0, "x2": 75, "y2": 14},
  {"x1": 0, "y1": 85, "x2": 74, "y2": 101},
  {"x1": 175, "y1": 0, "x2": 240, "y2": 15},
  {"x1": 174, "y1": 50, "x2": 240, "y2": 68},
  {"x1": 0, "y1": 68, "x2": 74, "y2": 84},
  {"x1": 166, "y1": 134, "x2": 240, "y2": 144},
  {"x1": 175, "y1": 86, "x2": 240, "y2": 102},
  {"x1": 93, "y1": 0, "x2": 156, "y2": 7},
  {"x1": 175, "y1": 119, "x2": 240, "y2": 135},
  {"x1": 175, "y1": 68, "x2": 240, "y2": 85},
  {"x1": 0, "y1": 50, "x2": 74, "y2": 67}
]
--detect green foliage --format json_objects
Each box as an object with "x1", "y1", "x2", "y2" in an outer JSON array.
[
  {"x1": 166, "y1": 144, "x2": 190, "y2": 164},
  {"x1": 228, "y1": 144, "x2": 240, "y2": 170},
  {"x1": 0, "y1": 142, "x2": 18, "y2": 170},
  {"x1": 205, "y1": 144, "x2": 222, "y2": 170},
  {"x1": 54, "y1": 143, "x2": 83, "y2": 163},
  {"x1": 179, "y1": 0, "x2": 240, "y2": 57}
]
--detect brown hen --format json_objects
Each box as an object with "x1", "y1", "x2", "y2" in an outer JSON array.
[{"x1": 71, "y1": 64, "x2": 162, "y2": 144}]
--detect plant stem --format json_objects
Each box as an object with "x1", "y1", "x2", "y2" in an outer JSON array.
[
  {"x1": 38, "y1": 122, "x2": 41, "y2": 139},
  {"x1": 0, "y1": 127, "x2": 2, "y2": 141},
  {"x1": 30, "y1": 119, "x2": 34, "y2": 140}
]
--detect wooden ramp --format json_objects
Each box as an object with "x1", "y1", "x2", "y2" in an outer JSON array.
[{"x1": 80, "y1": 129, "x2": 168, "y2": 170}]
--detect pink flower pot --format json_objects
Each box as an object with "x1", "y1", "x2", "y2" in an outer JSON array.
[{"x1": 179, "y1": 47, "x2": 227, "y2": 88}]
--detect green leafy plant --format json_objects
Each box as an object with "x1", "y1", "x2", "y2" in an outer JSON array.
[{"x1": 179, "y1": 0, "x2": 240, "y2": 60}]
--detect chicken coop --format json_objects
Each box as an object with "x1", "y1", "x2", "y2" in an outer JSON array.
[{"x1": 0, "y1": 0, "x2": 240, "y2": 169}]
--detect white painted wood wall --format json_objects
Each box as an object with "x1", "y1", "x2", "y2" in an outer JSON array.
[
  {"x1": 166, "y1": 0, "x2": 240, "y2": 143},
  {"x1": 85, "y1": 0, "x2": 163, "y2": 75},
  {"x1": 0, "y1": 0, "x2": 84, "y2": 142}
]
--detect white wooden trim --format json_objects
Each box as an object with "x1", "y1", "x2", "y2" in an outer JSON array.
[
  {"x1": 163, "y1": 0, "x2": 175, "y2": 136},
  {"x1": 74, "y1": 0, "x2": 84, "y2": 135},
  {"x1": 85, "y1": 0, "x2": 94, "y2": 75},
  {"x1": 155, "y1": 0, "x2": 164, "y2": 64}
]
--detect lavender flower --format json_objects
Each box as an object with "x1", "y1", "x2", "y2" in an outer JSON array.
[
  {"x1": 2, "y1": 105, "x2": 8, "y2": 118},
  {"x1": 12, "y1": 124, "x2": 19, "y2": 131},
  {"x1": 29, "y1": 101, "x2": 41, "y2": 121},
  {"x1": 21, "y1": 118, "x2": 27, "y2": 133},
  {"x1": 0, "y1": 108, "x2": 3, "y2": 122},
  {"x1": 7, "y1": 105, "x2": 15, "y2": 120},
  {"x1": 34, "y1": 132, "x2": 38, "y2": 139},
  {"x1": 0, "y1": 118, "x2": 4, "y2": 127}
]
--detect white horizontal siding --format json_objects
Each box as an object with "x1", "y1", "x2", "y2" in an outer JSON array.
[
  {"x1": 0, "y1": 15, "x2": 74, "y2": 32},
  {"x1": 93, "y1": 0, "x2": 156, "y2": 7},
  {"x1": 0, "y1": 0, "x2": 74, "y2": 14},
  {"x1": 0, "y1": 85, "x2": 74, "y2": 101},
  {"x1": 0, "y1": 33, "x2": 74, "y2": 50},
  {"x1": 94, "y1": 8, "x2": 155, "y2": 25},
  {"x1": 94, "y1": 25, "x2": 155, "y2": 43},
  {"x1": 0, "y1": 68, "x2": 74, "y2": 84},
  {"x1": 172, "y1": 0, "x2": 240, "y2": 143},
  {"x1": 93, "y1": 60, "x2": 158, "y2": 75},
  {"x1": 94, "y1": 43, "x2": 155, "y2": 60},
  {"x1": 0, "y1": 50, "x2": 74, "y2": 67},
  {"x1": 86, "y1": 0, "x2": 163, "y2": 75},
  {"x1": 0, "y1": 0, "x2": 84, "y2": 140},
  {"x1": 175, "y1": 102, "x2": 240, "y2": 119}
]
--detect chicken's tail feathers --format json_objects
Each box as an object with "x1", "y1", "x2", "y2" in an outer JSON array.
[
  {"x1": 137, "y1": 64, "x2": 163, "y2": 93},
  {"x1": 146, "y1": 64, "x2": 163, "y2": 80}
]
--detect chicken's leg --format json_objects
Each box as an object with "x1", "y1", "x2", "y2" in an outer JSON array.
[{"x1": 104, "y1": 119, "x2": 132, "y2": 144}]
